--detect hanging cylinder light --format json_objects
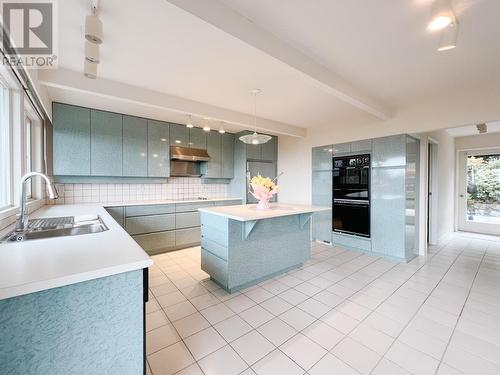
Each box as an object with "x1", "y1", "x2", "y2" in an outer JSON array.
[
  {"x1": 437, "y1": 22, "x2": 458, "y2": 51},
  {"x1": 85, "y1": 40, "x2": 100, "y2": 63},
  {"x1": 84, "y1": 60, "x2": 97, "y2": 79},
  {"x1": 85, "y1": 6, "x2": 103, "y2": 44}
]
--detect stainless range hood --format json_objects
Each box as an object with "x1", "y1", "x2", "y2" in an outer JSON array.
[
  {"x1": 170, "y1": 146, "x2": 210, "y2": 162},
  {"x1": 170, "y1": 146, "x2": 211, "y2": 177}
]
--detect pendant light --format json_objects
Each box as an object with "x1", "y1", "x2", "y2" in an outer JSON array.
[
  {"x1": 84, "y1": 60, "x2": 97, "y2": 79},
  {"x1": 239, "y1": 89, "x2": 271, "y2": 145},
  {"x1": 85, "y1": 12, "x2": 103, "y2": 44},
  {"x1": 85, "y1": 40, "x2": 100, "y2": 63},
  {"x1": 437, "y1": 22, "x2": 458, "y2": 51},
  {"x1": 428, "y1": 0, "x2": 455, "y2": 31},
  {"x1": 186, "y1": 115, "x2": 194, "y2": 128}
]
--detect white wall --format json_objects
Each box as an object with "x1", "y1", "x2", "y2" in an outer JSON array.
[
  {"x1": 455, "y1": 132, "x2": 500, "y2": 150},
  {"x1": 278, "y1": 86, "x2": 500, "y2": 205}
]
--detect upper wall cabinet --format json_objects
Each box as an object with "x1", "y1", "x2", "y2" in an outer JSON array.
[
  {"x1": 372, "y1": 135, "x2": 406, "y2": 167},
  {"x1": 189, "y1": 128, "x2": 207, "y2": 149},
  {"x1": 53, "y1": 103, "x2": 91, "y2": 176},
  {"x1": 123, "y1": 115, "x2": 147, "y2": 177},
  {"x1": 203, "y1": 131, "x2": 222, "y2": 178},
  {"x1": 244, "y1": 132, "x2": 278, "y2": 161},
  {"x1": 221, "y1": 133, "x2": 235, "y2": 179},
  {"x1": 170, "y1": 124, "x2": 189, "y2": 147},
  {"x1": 91, "y1": 110, "x2": 123, "y2": 176},
  {"x1": 147, "y1": 120, "x2": 170, "y2": 178},
  {"x1": 312, "y1": 146, "x2": 333, "y2": 171}
]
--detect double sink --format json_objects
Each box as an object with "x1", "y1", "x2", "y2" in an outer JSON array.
[{"x1": 1, "y1": 216, "x2": 109, "y2": 243}]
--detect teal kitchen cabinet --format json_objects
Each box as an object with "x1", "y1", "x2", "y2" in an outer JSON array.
[
  {"x1": 53, "y1": 103, "x2": 91, "y2": 176},
  {"x1": 170, "y1": 124, "x2": 189, "y2": 147},
  {"x1": 189, "y1": 127, "x2": 207, "y2": 149},
  {"x1": 312, "y1": 145, "x2": 333, "y2": 171},
  {"x1": 202, "y1": 131, "x2": 222, "y2": 178},
  {"x1": 91, "y1": 110, "x2": 123, "y2": 176},
  {"x1": 246, "y1": 143, "x2": 261, "y2": 160},
  {"x1": 372, "y1": 135, "x2": 406, "y2": 167},
  {"x1": 332, "y1": 143, "x2": 351, "y2": 154},
  {"x1": 147, "y1": 120, "x2": 170, "y2": 177},
  {"x1": 312, "y1": 170, "x2": 332, "y2": 243},
  {"x1": 105, "y1": 206, "x2": 124, "y2": 227},
  {"x1": 122, "y1": 115, "x2": 147, "y2": 177},
  {"x1": 261, "y1": 136, "x2": 277, "y2": 161},
  {"x1": 221, "y1": 133, "x2": 235, "y2": 179}
]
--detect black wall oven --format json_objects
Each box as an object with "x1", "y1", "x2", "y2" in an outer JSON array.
[{"x1": 332, "y1": 154, "x2": 370, "y2": 237}]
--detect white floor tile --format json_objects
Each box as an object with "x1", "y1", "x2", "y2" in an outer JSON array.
[
  {"x1": 320, "y1": 310, "x2": 360, "y2": 334},
  {"x1": 372, "y1": 358, "x2": 412, "y2": 375},
  {"x1": 163, "y1": 300, "x2": 197, "y2": 321},
  {"x1": 244, "y1": 287, "x2": 273, "y2": 303},
  {"x1": 257, "y1": 318, "x2": 297, "y2": 346},
  {"x1": 443, "y1": 344, "x2": 500, "y2": 375},
  {"x1": 183, "y1": 327, "x2": 226, "y2": 360},
  {"x1": 189, "y1": 292, "x2": 220, "y2": 310},
  {"x1": 294, "y1": 281, "x2": 322, "y2": 296},
  {"x1": 278, "y1": 289, "x2": 309, "y2": 305},
  {"x1": 280, "y1": 333, "x2": 327, "y2": 371},
  {"x1": 225, "y1": 294, "x2": 257, "y2": 313},
  {"x1": 174, "y1": 363, "x2": 204, "y2": 375},
  {"x1": 214, "y1": 315, "x2": 253, "y2": 342},
  {"x1": 172, "y1": 312, "x2": 210, "y2": 339},
  {"x1": 239, "y1": 305, "x2": 274, "y2": 328},
  {"x1": 332, "y1": 337, "x2": 381, "y2": 375},
  {"x1": 386, "y1": 340, "x2": 440, "y2": 375},
  {"x1": 198, "y1": 345, "x2": 248, "y2": 375},
  {"x1": 313, "y1": 290, "x2": 345, "y2": 308},
  {"x1": 260, "y1": 296, "x2": 293, "y2": 315},
  {"x1": 302, "y1": 320, "x2": 345, "y2": 350},
  {"x1": 297, "y1": 298, "x2": 331, "y2": 318},
  {"x1": 252, "y1": 349, "x2": 305, "y2": 375},
  {"x1": 231, "y1": 330, "x2": 275, "y2": 365},
  {"x1": 200, "y1": 302, "x2": 235, "y2": 325},
  {"x1": 399, "y1": 325, "x2": 448, "y2": 360},
  {"x1": 157, "y1": 290, "x2": 187, "y2": 309},
  {"x1": 309, "y1": 353, "x2": 360, "y2": 375},
  {"x1": 279, "y1": 307, "x2": 316, "y2": 331},
  {"x1": 146, "y1": 324, "x2": 181, "y2": 355},
  {"x1": 146, "y1": 310, "x2": 168, "y2": 332},
  {"x1": 349, "y1": 323, "x2": 394, "y2": 356},
  {"x1": 148, "y1": 342, "x2": 194, "y2": 375}
]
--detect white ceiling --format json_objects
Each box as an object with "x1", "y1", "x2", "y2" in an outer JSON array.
[
  {"x1": 40, "y1": 0, "x2": 500, "y2": 134},
  {"x1": 446, "y1": 121, "x2": 500, "y2": 137}
]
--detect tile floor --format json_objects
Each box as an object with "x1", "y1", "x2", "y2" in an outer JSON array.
[{"x1": 145, "y1": 233, "x2": 500, "y2": 375}]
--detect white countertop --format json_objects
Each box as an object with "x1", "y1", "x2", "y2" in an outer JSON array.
[
  {"x1": 102, "y1": 197, "x2": 241, "y2": 207},
  {"x1": 198, "y1": 203, "x2": 330, "y2": 222},
  {"x1": 0, "y1": 197, "x2": 242, "y2": 300}
]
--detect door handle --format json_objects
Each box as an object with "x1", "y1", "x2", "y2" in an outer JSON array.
[{"x1": 459, "y1": 194, "x2": 464, "y2": 198}]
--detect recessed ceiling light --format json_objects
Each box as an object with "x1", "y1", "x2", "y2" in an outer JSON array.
[
  {"x1": 186, "y1": 115, "x2": 194, "y2": 128},
  {"x1": 219, "y1": 121, "x2": 226, "y2": 134},
  {"x1": 161, "y1": 138, "x2": 167, "y2": 142},
  {"x1": 428, "y1": 0, "x2": 455, "y2": 31},
  {"x1": 203, "y1": 126, "x2": 211, "y2": 132},
  {"x1": 175, "y1": 140, "x2": 181, "y2": 144},
  {"x1": 437, "y1": 23, "x2": 458, "y2": 51}
]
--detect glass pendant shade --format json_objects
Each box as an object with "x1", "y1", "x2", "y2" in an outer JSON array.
[
  {"x1": 437, "y1": 23, "x2": 458, "y2": 51},
  {"x1": 239, "y1": 132, "x2": 272, "y2": 145}
]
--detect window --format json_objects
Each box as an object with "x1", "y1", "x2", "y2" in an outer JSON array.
[{"x1": 0, "y1": 80, "x2": 11, "y2": 210}]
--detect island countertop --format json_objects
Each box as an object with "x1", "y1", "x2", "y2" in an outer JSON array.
[{"x1": 198, "y1": 203, "x2": 330, "y2": 221}]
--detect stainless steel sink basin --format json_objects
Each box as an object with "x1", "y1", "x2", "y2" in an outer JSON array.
[{"x1": 1, "y1": 216, "x2": 109, "y2": 243}]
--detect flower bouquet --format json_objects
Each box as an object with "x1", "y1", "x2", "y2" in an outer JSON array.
[{"x1": 249, "y1": 174, "x2": 279, "y2": 210}]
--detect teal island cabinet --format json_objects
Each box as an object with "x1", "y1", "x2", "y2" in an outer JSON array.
[{"x1": 199, "y1": 203, "x2": 329, "y2": 292}]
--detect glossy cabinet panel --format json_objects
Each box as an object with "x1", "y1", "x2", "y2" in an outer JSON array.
[
  {"x1": 53, "y1": 103, "x2": 91, "y2": 176},
  {"x1": 91, "y1": 110, "x2": 123, "y2": 176},
  {"x1": 372, "y1": 135, "x2": 406, "y2": 167},
  {"x1": 125, "y1": 204, "x2": 175, "y2": 217},
  {"x1": 246, "y1": 143, "x2": 261, "y2": 160},
  {"x1": 133, "y1": 231, "x2": 176, "y2": 255},
  {"x1": 175, "y1": 201, "x2": 214, "y2": 213},
  {"x1": 170, "y1": 124, "x2": 189, "y2": 147},
  {"x1": 189, "y1": 128, "x2": 207, "y2": 149},
  {"x1": 371, "y1": 167, "x2": 406, "y2": 259},
  {"x1": 312, "y1": 146, "x2": 333, "y2": 171},
  {"x1": 175, "y1": 212, "x2": 200, "y2": 229},
  {"x1": 175, "y1": 227, "x2": 201, "y2": 248},
  {"x1": 261, "y1": 136, "x2": 277, "y2": 161},
  {"x1": 351, "y1": 139, "x2": 372, "y2": 152},
  {"x1": 312, "y1": 170, "x2": 332, "y2": 243},
  {"x1": 122, "y1": 115, "x2": 147, "y2": 177},
  {"x1": 105, "y1": 206, "x2": 124, "y2": 227},
  {"x1": 125, "y1": 214, "x2": 176, "y2": 235},
  {"x1": 214, "y1": 199, "x2": 241, "y2": 206},
  {"x1": 204, "y1": 132, "x2": 222, "y2": 178},
  {"x1": 147, "y1": 120, "x2": 170, "y2": 177},
  {"x1": 221, "y1": 133, "x2": 235, "y2": 179},
  {"x1": 332, "y1": 143, "x2": 351, "y2": 154}
]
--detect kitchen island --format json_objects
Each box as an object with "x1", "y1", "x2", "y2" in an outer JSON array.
[{"x1": 199, "y1": 203, "x2": 329, "y2": 292}]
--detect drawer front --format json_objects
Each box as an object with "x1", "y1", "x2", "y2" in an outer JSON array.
[
  {"x1": 175, "y1": 227, "x2": 201, "y2": 247},
  {"x1": 105, "y1": 206, "x2": 124, "y2": 227},
  {"x1": 175, "y1": 201, "x2": 215, "y2": 213},
  {"x1": 175, "y1": 212, "x2": 200, "y2": 229},
  {"x1": 125, "y1": 204, "x2": 175, "y2": 217},
  {"x1": 214, "y1": 200, "x2": 242, "y2": 207},
  {"x1": 201, "y1": 237, "x2": 228, "y2": 261},
  {"x1": 133, "y1": 231, "x2": 176, "y2": 255},
  {"x1": 201, "y1": 249, "x2": 228, "y2": 288},
  {"x1": 125, "y1": 214, "x2": 175, "y2": 235}
]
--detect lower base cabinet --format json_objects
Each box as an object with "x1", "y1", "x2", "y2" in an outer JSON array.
[{"x1": 110, "y1": 199, "x2": 242, "y2": 255}]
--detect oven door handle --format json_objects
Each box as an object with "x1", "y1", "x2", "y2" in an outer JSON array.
[{"x1": 334, "y1": 199, "x2": 370, "y2": 206}]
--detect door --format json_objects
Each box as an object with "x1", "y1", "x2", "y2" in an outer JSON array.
[
  {"x1": 246, "y1": 161, "x2": 277, "y2": 203},
  {"x1": 458, "y1": 149, "x2": 500, "y2": 235},
  {"x1": 427, "y1": 141, "x2": 439, "y2": 245}
]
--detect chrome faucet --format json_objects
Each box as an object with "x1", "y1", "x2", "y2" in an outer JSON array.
[{"x1": 16, "y1": 172, "x2": 59, "y2": 231}]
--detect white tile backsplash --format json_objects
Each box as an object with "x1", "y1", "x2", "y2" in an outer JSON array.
[{"x1": 48, "y1": 177, "x2": 229, "y2": 205}]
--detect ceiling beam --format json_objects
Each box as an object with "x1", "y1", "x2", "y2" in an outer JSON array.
[
  {"x1": 165, "y1": 0, "x2": 391, "y2": 121},
  {"x1": 38, "y1": 69, "x2": 306, "y2": 137}
]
